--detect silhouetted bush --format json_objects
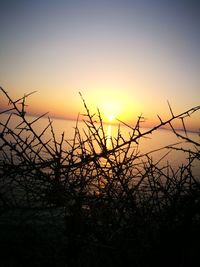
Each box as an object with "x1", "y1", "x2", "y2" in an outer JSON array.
[{"x1": 0, "y1": 87, "x2": 200, "y2": 266}]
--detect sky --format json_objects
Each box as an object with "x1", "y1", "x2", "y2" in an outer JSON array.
[{"x1": 0, "y1": 0, "x2": 199, "y2": 129}]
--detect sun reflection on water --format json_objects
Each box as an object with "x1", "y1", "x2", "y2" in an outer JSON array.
[{"x1": 106, "y1": 125, "x2": 112, "y2": 149}]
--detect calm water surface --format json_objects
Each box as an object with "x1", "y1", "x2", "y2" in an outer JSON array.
[
  {"x1": 34, "y1": 115, "x2": 199, "y2": 176},
  {"x1": 1, "y1": 114, "x2": 199, "y2": 177}
]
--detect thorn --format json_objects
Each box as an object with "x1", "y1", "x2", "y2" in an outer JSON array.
[
  {"x1": 167, "y1": 100, "x2": 174, "y2": 118},
  {"x1": 157, "y1": 114, "x2": 163, "y2": 123}
]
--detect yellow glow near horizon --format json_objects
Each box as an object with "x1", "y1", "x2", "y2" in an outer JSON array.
[
  {"x1": 83, "y1": 88, "x2": 139, "y2": 124},
  {"x1": 108, "y1": 114, "x2": 114, "y2": 122},
  {"x1": 98, "y1": 99, "x2": 122, "y2": 123}
]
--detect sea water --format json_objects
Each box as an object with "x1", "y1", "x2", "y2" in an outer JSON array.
[{"x1": 0, "y1": 113, "x2": 199, "y2": 178}]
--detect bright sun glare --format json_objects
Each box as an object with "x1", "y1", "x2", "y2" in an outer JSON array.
[
  {"x1": 99, "y1": 100, "x2": 121, "y2": 123},
  {"x1": 108, "y1": 114, "x2": 114, "y2": 122}
]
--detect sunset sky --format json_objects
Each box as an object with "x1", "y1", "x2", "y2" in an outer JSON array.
[{"x1": 0, "y1": 0, "x2": 199, "y2": 129}]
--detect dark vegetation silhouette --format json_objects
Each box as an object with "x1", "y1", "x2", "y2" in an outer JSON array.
[{"x1": 0, "y1": 87, "x2": 200, "y2": 266}]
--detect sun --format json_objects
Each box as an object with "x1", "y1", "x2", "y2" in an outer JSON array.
[
  {"x1": 108, "y1": 114, "x2": 114, "y2": 122},
  {"x1": 99, "y1": 100, "x2": 121, "y2": 123}
]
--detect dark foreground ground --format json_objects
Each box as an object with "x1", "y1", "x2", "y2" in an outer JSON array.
[{"x1": 0, "y1": 207, "x2": 200, "y2": 267}]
